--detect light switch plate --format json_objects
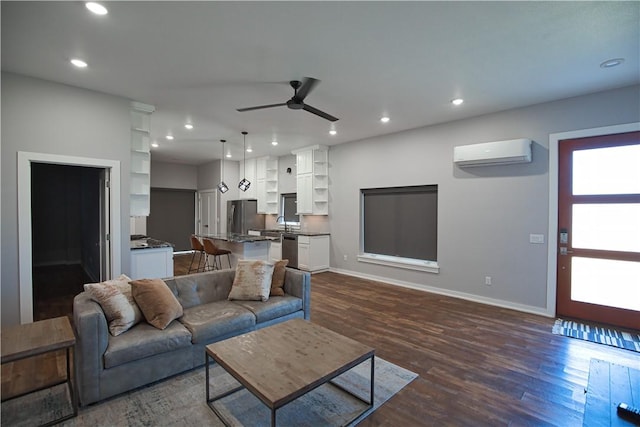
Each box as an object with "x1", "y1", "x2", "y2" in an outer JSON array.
[{"x1": 529, "y1": 234, "x2": 545, "y2": 244}]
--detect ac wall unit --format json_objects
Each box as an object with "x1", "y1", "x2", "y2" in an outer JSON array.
[{"x1": 453, "y1": 138, "x2": 532, "y2": 167}]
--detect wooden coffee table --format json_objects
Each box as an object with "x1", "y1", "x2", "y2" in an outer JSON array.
[
  {"x1": 205, "y1": 319, "x2": 375, "y2": 426},
  {"x1": 1, "y1": 316, "x2": 77, "y2": 426}
]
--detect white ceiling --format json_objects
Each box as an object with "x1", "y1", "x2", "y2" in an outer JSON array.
[{"x1": 2, "y1": 1, "x2": 638, "y2": 165}]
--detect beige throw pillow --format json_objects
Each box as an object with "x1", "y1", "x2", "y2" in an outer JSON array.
[
  {"x1": 131, "y1": 278, "x2": 183, "y2": 330},
  {"x1": 269, "y1": 259, "x2": 289, "y2": 297},
  {"x1": 228, "y1": 260, "x2": 275, "y2": 302},
  {"x1": 84, "y1": 274, "x2": 143, "y2": 336}
]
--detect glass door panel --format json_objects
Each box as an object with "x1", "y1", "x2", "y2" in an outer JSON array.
[
  {"x1": 573, "y1": 144, "x2": 640, "y2": 195},
  {"x1": 572, "y1": 204, "x2": 640, "y2": 252},
  {"x1": 571, "y1": 257, "x2": 640, "y2": 311}
]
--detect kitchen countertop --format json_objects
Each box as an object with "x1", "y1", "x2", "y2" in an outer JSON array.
[
  {"x1": 130, "y1": 237, "x2": 174, "y2": 250},
  {"x1": 253, "y1": 229, "x2": 331, "y2": 237},
  {"x1": 198, "y1": 234, "x2": 271, "y2": 243}
]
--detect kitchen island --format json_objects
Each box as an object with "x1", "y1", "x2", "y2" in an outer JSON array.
[
  {"x1": 197, "y1": 234, "x2": 273, "y2": 268},
  {"x1": 130, "y1": 236, "x2": 174, "y2": 279}
]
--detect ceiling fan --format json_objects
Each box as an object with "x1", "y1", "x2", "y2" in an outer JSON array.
[{"x1": 237, "y1": 77, "x2": 338, "y2": 122}]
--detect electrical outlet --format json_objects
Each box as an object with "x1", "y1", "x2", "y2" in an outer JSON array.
[
  {"x1": 485, "y1": 276, "x2": 492, "y2": 286},
  {"x1": 343, "y1": 254, "x2": 348, "y2": 261}
]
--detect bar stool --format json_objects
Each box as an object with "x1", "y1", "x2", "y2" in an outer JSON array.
[
  {"x1": 202, "y1": 239, "x2": 232, "y2": 270},
  {"x1": 188, "y1": 235, "x2": 206, "y2": 273}
]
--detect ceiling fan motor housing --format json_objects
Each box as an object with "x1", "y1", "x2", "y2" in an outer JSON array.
[{"x1": 287, "y1": 99, "x2": 304, "y2": 109}]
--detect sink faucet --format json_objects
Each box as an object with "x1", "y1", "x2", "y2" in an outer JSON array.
[{"x1": 276, "y1": 216, "x2": 289, "y2": 232}]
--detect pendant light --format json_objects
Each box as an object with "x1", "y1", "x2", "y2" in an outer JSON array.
[
  {"x1": 217, "y1": 139, "x2": 229, "y2": 193},
  {"x1": 238, "y1": 131, "x2": 251, "y2": 192}
]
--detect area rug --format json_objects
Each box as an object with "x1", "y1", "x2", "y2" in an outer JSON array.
[
  {"x1": 1, "y1": 356, "x2": 417, "y2": 426},
  {"x1": 552, "y1": 319, "x2": 640, "y2": 352}
]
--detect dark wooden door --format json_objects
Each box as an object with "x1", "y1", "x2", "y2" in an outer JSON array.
[{"x1": 556, "y1": 131, "x2": 640, "y2": 329}]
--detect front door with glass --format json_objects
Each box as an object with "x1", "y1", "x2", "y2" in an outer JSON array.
[{"x1": 556, "y1": 131, "x2": 640, "y2": 329}]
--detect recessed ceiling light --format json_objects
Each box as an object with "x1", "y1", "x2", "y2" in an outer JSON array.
[
  {"x1": 151, "y1": 142, "x2": 159, "y2": 148},
  {"x1": 85, "y1": 2, "x2": 108, "y2": 15},
  {"x1": 166, "y1": 135, "x2": 174, "y2": 140},
  {"x1": 272, "y1": 140, "x2": 278, "y2": 146},
  {"x1": 70, "y1": 58, "x2": 88, "y2": 68},
  {"x1": 184, "y1": 123, "x2": 193, "y2": 130},
  {"x1": 380, "y1": 116, "x2": 390, "y2": 123},
  {"x1": 600, "y1": 58, "x2": 625, "y2": 68},
  {"x1": 246, "y1": 148, "x2": 253, "y2": 153},
  {"x1": 226, "y1": 153, "x2": 232, "y2": 158},
  {"x1": 329, "y1": 129, "x2": 337, "y2": 136},
  {"x1": 451, "y1": 98, "x2": 464, "y2": 106}
]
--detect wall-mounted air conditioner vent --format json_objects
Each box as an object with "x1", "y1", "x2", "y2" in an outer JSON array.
[{"x1": 453, "y1": 139, "x2": 532, "y2": 167}]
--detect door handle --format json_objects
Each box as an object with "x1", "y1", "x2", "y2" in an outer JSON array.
[{"x1": 559, "y1": 247, "x2": 574, "y2": 255}]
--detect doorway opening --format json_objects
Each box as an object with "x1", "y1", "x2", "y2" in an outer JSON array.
[
  {"x1": 198, "y1": 189, "x2": 218, "y2": 236},
  {"x1": 30, "y1": 163, "x2": 109, "y2": 321},
  {"x1": 147, "y1": 188, "x2": 197, "y2": 252},
  {"x1": 18, "y1": 152, "x2": 121, "y2": 324}
]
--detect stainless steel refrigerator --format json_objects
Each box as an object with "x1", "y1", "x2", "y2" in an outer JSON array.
[{"x1": 227, "y1": 199, "x2": 265, "y2": 235}]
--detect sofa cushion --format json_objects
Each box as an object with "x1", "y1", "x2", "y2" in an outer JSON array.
[
  {"x1": 84, "y1": 274, "x2": 143, "y2": 336},
  {"x1": 269, "y1": 259, "x2": 289, "y2": 297},
  {"x1": 103, "y1": 321, "x2": 192, "y2": 369},
  {"x1": 179, "y1": 301, "x2": 256, "y2": 344},
  {"x1": 228, "y1": 260, "x2": 274, "y2": 302},
  {"x1": 131, "y1": 278, "x2": 184, "y2": 330},
  {"x1": 165, "y1": 270, "x2": 236, "y2": 308},
  {"x1": 232, "y1": 296, "x2": 303, "y2": 323}
]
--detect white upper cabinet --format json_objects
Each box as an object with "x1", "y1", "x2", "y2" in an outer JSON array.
[
  {"x1": 292, "y1": 145, "x2": 329, "y2": 215},
  {"x1": 296, "y1": 149, "x2": 313, "y2": 175}
]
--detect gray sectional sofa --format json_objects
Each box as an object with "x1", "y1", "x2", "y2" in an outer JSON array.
[{"x1": 72, "y1": 267, "x2": 311, "y2": 406}]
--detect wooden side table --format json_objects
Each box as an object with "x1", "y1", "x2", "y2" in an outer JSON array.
[{"x1": 1, "y1": 316, "x2": 78, "y2": 426}]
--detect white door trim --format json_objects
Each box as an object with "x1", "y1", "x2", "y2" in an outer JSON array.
[
  {"x1": 546, "y1": 122, "x2": 640, "y2": 317},
  {"x1": 17, "y1": 151, "x2": 122, "y2": 324}
]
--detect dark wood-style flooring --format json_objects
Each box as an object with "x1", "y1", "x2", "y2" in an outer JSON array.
[
  {"x1": 310, "y1": 272, "x2": 639, "y2": 426},
  {"x1": 6, "y1": 254, "x2": 639, "y2": 425}
]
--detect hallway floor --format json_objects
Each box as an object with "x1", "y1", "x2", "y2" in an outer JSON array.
[{"x1": 33, "y1": 264, "x2": 91, "y2": 321}]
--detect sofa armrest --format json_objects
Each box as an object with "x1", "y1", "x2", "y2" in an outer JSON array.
[
  {"x1": 73, "y1": 292, "x2": 109, "y2": 406},
  {"x1": 283, "y1": 268, "x2": 311, "y2": 320}
]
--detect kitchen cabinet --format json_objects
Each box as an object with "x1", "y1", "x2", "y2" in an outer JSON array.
[
  {"x1": 296, "y1": 149, "x2": 313, "y2": 174},
  {"x1": 296, "y1": 173, "x2": 313, "y2": 214},
  {"x1": 292, "y1": 145, "x2": 329, "y2": 215},
  {"x1": 297, "y1": 235, "x2": 330, "y2": 273},
  {"x1": 130, "y1": 246, "x2": 173, "y2": 280},
  {"x1": 130, "y1": 102, "x2": 155, "y2": 216},
  {"x1": 269, "y1": 240, "x2": 282, "y2": 262},
  {"x1": 256, "y1": 156, "x2": 278, "y2": 214}
]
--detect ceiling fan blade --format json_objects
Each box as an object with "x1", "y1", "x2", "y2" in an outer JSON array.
[
  {"x1": 302, "y1": 104, "x2": 339, "y2": 122},
  {"x1": 295, "y1": 77, "x2": 320, "y2": 101},
  {"x1": 237, "y1": 102, "x2": 287, "y2": 112}
]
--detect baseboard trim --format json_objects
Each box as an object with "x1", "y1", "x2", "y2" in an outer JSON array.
[{"x1": 329, "y1": 267, "x2": 551, "y2": 318}]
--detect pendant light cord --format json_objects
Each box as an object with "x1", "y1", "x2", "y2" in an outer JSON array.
[{"x1": 242, "y1": 131, "x2": 247, "y2": 177}]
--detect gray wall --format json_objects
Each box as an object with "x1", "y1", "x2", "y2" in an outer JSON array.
[
  {"x1": 328, "y1": 85, "x2": 640, "y2": 313},
  {"x1": 277, "y1": 155, "x2": 297, "y2": 194},
  {"x1": 151, "y1": 161, "x2": 198, "y2": 189},
  {"x1": 1, "y1": 72, "x2": 132, "y2": 325}
]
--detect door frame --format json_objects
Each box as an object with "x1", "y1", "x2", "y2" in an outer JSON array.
[
  {"x1": 546, "y1": 122, "x2": 640, "y2": 317},
  {"x1": 18, "y1": 152, "x2": 121, "y2": 324}
]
